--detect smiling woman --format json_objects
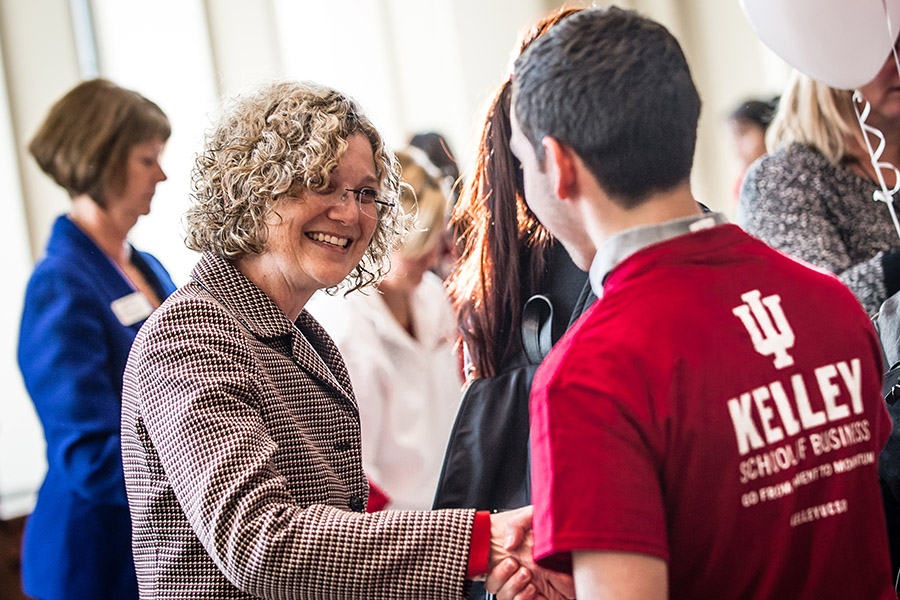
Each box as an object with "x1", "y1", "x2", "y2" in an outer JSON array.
[
  {"x1": 240, "y1": 133, "x2": 386, "y2": 317},
  {"x1": 183, "y1": 81, "x2": 407, "y2": 290},
  {"x1": 119, "y1": 79, "x2": 564, "y2": 600}
]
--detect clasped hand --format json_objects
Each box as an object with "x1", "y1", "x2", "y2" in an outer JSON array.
[{"x1": 485, "y1": 506, "x2": 575, "y2": 600}]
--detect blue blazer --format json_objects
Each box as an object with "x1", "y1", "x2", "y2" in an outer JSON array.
[{"x1": 17, "y1": 215, "x2": 176, "y2": 600}]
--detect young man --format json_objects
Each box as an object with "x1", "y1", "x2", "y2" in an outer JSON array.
[{"x1": 509, "y1": 7, "x2": 896, "y2": 599}]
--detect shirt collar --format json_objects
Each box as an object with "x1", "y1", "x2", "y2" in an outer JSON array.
[{"x1": 588, "y1": 212, "x2": 729, "y2": 296}]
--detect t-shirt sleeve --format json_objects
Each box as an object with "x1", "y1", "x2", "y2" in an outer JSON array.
[{"x1": 529, "y1": 333, "x2": 669, "y2": 572}]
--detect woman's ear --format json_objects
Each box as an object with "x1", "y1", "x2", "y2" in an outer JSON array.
[{"x1": 542, "y1": 136, "x2": 578, "y2": 202}]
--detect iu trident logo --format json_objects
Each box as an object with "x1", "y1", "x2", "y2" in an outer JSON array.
[{"x1": 732, "y1": 289, "x2": 795, "y2": 369}]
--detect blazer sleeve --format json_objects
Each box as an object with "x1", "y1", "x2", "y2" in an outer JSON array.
[
  {"x1": 131, "y1": 299, "x2": 476, "y2": 599},
  {"x1": 18, "y1": 265, "x2": 129, "y2": 504}
]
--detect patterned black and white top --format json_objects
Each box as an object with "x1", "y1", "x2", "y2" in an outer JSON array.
[
  {"x1": 121, "y1": 252, "x2": 475, "y2": 599},
  {"x1": 739, "y1": 143, "x2": 900, "y2": 315}
]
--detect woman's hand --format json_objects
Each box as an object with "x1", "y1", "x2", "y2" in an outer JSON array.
[{"x1": 485, "y1": 506, "x2": 576, "y2": 600}]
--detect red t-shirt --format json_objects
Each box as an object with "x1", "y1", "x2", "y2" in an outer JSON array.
[{"x1": 530, "y1": 224, "x2": 896, "y2": 599}]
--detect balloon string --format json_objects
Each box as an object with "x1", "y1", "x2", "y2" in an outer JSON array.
[
  {"x1": 852, "y1": 92, "x2": 900, "y2": 241},
  {"x1": 885, "y1": 1, "x2": 900, "y2": 241},
  {"x1": 880, "y1": 0, "x2": 900, "y2": 240}
]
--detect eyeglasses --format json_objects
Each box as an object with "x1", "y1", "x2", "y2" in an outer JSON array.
[
  {"x1": 341, "y1": 187, "x2": 395, "y2": 219},
  {"x1": 301, "y1": 183, "x2": 396, "y2": 219}
]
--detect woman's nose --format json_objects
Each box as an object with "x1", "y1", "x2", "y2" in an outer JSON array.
[{"x1": 328, "y1": 190, "x2": 360, "y2": 222}]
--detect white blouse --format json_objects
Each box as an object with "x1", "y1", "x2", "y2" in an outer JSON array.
[{"x1": 306, "y1": 272, "x2": 463, "y2": 510}]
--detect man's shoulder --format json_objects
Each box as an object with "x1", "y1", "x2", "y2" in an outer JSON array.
[{"x1": 539, "y1": 299, "x2": 639, "y2": 380}]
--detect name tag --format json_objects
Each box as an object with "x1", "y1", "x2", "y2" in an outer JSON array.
[{"x1": 110, "y1": 292, "x2": 153, "y2": 326}]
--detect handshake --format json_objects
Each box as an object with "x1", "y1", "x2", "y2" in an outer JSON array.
[{"x1": 484, "y1": 506, "x2": 575, "y2": 600}]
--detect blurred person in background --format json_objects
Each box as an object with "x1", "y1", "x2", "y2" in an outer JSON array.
[
  {"x1": 408, "y1": 131, "x2": 460, "y2": 280},
  {"x1": 408, "y1": 131, "x2": 461, "y2": 196},
  {"x1": 308, "y1": 148, "x2": 462, "y2": 511},
  {"x1": 727, "y1": 96, "x2": 778, "y2": 204},
  {"x1": 17, "y1": 78, "x2": 175, "y2": 600},
  {"x1": 739, "y1": 63, "x2": 900, "y2": 315}
]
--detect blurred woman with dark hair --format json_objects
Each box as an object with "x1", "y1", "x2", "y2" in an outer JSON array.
[
  {"x1": 446, "y1": 6, "x2": 590, "y2": 384},
  {"x1": 727, "y1": 96, "x2": 778, "y2": 203},
  {"x1": 434, "y1": 16, "x2": 593, "y2": 598}
]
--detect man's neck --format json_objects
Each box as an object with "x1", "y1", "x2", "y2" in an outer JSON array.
[{"x1": 584, "y1": 182, "x2": 702, "y2": 249}]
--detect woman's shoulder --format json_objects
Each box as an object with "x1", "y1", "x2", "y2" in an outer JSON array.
[
  {"x1": 741, "y1": 143, "x2": 845, "y2": 209},
  {"x1": 138, "y1": 281, "x2": 245, "y2": 345},
  {"x1": 413, "y1": 272, "x2": 454, "y2": 319},
  {"x1": 127, "y1": 281, "x2": 270, "y2": 387},
  {"x1": 25, "y1": 246, "x2": 107, "y2": 308},
  {"x1": 415, "y1": 271, "x2": 450, "y2": 302},
  {"x1": 31, "y1": 224, "x2": 99, "y2": 276},
  {"x1": 748, "y1": 144, "x2": 833, "y2": 181}
]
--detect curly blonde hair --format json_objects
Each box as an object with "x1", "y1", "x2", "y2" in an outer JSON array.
[{"x1": 185, "y1": 80, "x2": 407, "y2": 291}]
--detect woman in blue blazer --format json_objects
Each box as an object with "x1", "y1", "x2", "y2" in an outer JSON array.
[{"x1": 17, "y1": 79, "x2": 176, "y2": 600}]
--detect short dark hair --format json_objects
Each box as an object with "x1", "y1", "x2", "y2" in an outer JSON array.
[
  {"x1": 729, "y1": 97, "x2": 779, "y2": 130},
  {"x1": 512, "y1": 6, "x2": 701, "y2": 205},
  {"x1": 29, "y1": 78, "x2": 170, "y2": 207}
]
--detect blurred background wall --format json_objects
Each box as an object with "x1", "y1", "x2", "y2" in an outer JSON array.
[{"x1": 0, "y1": 0, "x2": 790, "y2": 518}]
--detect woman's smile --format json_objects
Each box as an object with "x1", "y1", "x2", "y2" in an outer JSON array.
[{"x1": 306, "y1": 231, "x2": 352, "y2": 249}]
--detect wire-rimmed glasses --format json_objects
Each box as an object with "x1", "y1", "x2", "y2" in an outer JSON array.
[{"x1": 341, "y1": 187, "x2": 395, "y2": 219}]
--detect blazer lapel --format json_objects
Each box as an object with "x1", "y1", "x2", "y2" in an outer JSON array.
[
  {"x1": 290, "y1": 326, "x2": 354, "y2": 406},
  {"x1": 191, "y1": 252, "x2": 356, "y2": 406},
  {"x1": 52, "y1": 216, "x2": 157, "y2": 329}
]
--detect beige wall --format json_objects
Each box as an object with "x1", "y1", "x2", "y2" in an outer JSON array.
[
  {"x1": 678, "y1": 0, "x2": 789, "y2": 214},
  {"x1": 0, "y1": 0, "x2": 82, "y2": 259}
]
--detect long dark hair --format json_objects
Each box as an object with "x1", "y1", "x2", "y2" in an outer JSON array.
[{"x1": 446, "y1": 6, "x2": 583, "y2": 379}]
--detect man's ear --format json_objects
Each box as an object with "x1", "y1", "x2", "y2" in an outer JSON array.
[{"x1": 542, "y1": 136, "x2": 578, "y2": 201}]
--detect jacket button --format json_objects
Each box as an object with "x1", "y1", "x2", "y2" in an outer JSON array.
[
  {"x1": 349, "y1": 495, "x2": 365, "y2": 512},
  {"x1": 334, "y1": 441, "x2": 352, "y2": 452}
]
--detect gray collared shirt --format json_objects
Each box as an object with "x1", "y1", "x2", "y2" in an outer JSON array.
[{"x1": 588, "y1": 212, "x2": 730, "y2": 296}]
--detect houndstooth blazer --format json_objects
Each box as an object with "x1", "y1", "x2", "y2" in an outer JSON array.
[{"x1": 121, "y1": 252, "x2": 475, "y2": 599}]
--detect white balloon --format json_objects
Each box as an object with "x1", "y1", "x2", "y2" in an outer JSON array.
[{"x1": 739, "y1": 0, "x2": 900, "y2": 90}]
